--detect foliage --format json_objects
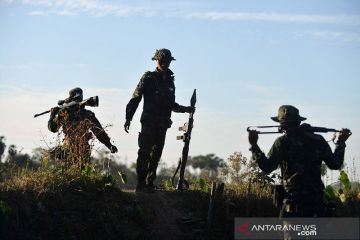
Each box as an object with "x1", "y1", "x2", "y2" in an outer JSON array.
[
  {"x1": 0, "y1": 162, "x2": 158, "y2": 240},
  {"x1": 324, "y1": 185, "x2": 336, "y2": 201},
  {"x1": 0, "y1": 200, "x2": 13, "y2": 216},
  {"x1": 92, "y1": 149, "x2": 137, "y2": 188},
  {"x1": 220, "y1": 152, "x2": 276, "y2": 187},
  {"x1": 101, "y1": 174, "x2": 116, "y2": 188},
  {"x1": 188, "y1": 154, "x2": 224, "y2": 170},
  {"x1": 190, "y1": 177, "x2": 209, "y2": 193},
  {"x1": 82, "y1": 164, "x2": 95, "y2": 177},
  {"x1": 220, "y1": 152, "x2": 247, "y2": 182},
  {"x1": 159, "y1": 179, "x2": 174, "y2": 191},
  {"x1": 188, "y1": 154, "x2": 224, "y2": 179},
  {"x1": 5, "y1": 144, "x2": 40, "y2": 169},
  {"x1": 339, "y1": 170, "x2": 351, "y2": 193}
]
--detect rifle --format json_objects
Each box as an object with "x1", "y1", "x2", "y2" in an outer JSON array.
[
  {"x1": 172, "y1": 89, "x2": 196, "y2": 190},
  {"x1": 34, "y1": 96, "x2": 99, "y2": 118},
  {"x1": 247, "y1": 123, "x2": 352, "y2": 135}
]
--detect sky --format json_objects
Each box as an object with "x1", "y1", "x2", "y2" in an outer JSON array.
[{"x1": 0, "y1": 0, "x2": 359, "y2": 184}]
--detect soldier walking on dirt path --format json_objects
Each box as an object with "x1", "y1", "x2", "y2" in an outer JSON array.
[{"x1": 124, "y1": 49, "x2": 194, "y2": 193}]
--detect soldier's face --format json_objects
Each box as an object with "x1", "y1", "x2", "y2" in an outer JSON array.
[
  {"x1": 157, "y1": 58, "x2": 171, "y2": 71},
  {"x1": 280, "y1": 121, "x2": 300, "y2": 132}
]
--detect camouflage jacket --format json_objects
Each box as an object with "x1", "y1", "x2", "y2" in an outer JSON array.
[
  {"x1": 126, "y1": 68, "x2": 188, "y2": 128},
  {"x1": 250, "y1": 130, "x2": 346, "y2": 192},
  {"x1": 48, "y1": 107, "x2": 112, "y2": 149}
]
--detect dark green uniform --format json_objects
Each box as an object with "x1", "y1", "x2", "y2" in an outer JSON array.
[
  {"x1": 48, "y1": 107, "x2": 114, "y2": 163},
  {"x1": 126, "y1": 68, "x2": 188, "y2": 185},
  {"x1": 250, "y1": 127, "x2": 346, "y2": 217}
]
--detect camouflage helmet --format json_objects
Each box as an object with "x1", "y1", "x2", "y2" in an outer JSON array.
[
  {"x1": 68, "y1": 87, "x2": 83, "y2": 102},
  {"x1": 151, "y1": 48, "x2": 176, "y2": 61},
  {"x1": 271, "y1": 105, "x2": 307, "y2": 123}
]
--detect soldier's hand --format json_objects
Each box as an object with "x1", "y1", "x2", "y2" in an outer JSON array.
[
  {"x1": 50, "y1": 107, "x2": 60, "y2": 117},
  {"x1": 124, "y1": 120, "x2": 131, "y2": 133},
  {"x1": 110, "y1": 145, "x2": 118, "y2": 153},
  {"x1": 186, "y1": 106, "x2": 195, "y2": 113},
  {"x1": 248, "y1": 130, "x2": 259, "y2": 146},
  {"x1": 338, "y1": 128, "x2": 352, "y2": 142}
]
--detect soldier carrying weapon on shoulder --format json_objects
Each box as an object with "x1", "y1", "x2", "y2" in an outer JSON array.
[
  {"x1": 248, "y1": 105, "x2": 351, "y2": 218},
  {"x1": 46, "y1": 87, "x2": 118, "y2": 165}
]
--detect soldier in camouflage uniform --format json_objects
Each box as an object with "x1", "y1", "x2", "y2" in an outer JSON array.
[
  {"x1": 248, "y1": 105, "x2": 351, "y2": 217},
  {"x1": 48, "y1": 88, "x2": 118, "y2": 165},
  {"x1": 124, "y1": 49, "x2": 194, "y2": 193}
]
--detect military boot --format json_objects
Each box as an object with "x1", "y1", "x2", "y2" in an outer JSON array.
[
  {"x1": 146, "y1": 181, "x2": 157, "y2": 192},
  {"x1": 136, "y1": 182, "x2": 155, "y2": 193}
]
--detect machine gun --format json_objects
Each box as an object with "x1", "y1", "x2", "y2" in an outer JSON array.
[
  {"x1": 34, "y1": 96, "x2": 99, "y2": 118},
  {"x1": 247, "y1": 123, "x2": 352, "y2": 135},
  {"x1": 172, "y1": 89, "x2": 196, "y2": 190}
]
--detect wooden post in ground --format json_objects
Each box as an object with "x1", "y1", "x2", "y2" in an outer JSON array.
[
  {"x1": 207, "y1": 181, "x2": 217, "y2": 226},
  {"x1": 246, "y1": 178, "x2": 252, "y2": 216}
]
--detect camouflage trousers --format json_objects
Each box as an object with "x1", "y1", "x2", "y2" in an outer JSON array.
[{"x1": 136, "y1": 123, "x2": 167, "y2": 185}]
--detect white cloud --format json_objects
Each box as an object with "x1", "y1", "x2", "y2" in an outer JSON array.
[
  {"x1": 19, "y1": 0, "x2": 143, "y2": 17},
  {"x1": 0, "y1": 63, "x2": 43, "y2": 70},
  {"x1": 4, "y1": 0, "x2": 360, "y2": 26},
  {"x1": 55, "y1": 9, "x2": 76, "y2": 16},
  {"x1": 28, "y1": 10, "x2": 45, "y2": 16},
  {"x1": 185, "y1": 11, "x2": 360, "y2": 26},
  {"x1": 311, "y1": 31, "x2": 360, "y2": 42},
  {"x1": 0, "y1": 63, "x2": 90, "y2": 70},
  {"x1": 295, "y1": 30, "x2": 360, "y2": 43}
]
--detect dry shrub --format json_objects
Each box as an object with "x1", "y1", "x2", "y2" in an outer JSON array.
[{"x1": 0, "y1": 162, "x2": 101, "y2": 194}]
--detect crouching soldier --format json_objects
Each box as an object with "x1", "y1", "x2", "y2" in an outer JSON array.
[{"x1": 48, "y1": 87, "x2": 117, "y2": 165}]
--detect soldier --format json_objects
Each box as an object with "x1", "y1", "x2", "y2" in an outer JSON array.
[
  {"x1": 124, "y1": 49, "x2": 194, "y2": 193},
  {"x1": 248, "y1": 105, "x2": 351, "y2": 217},
  {"x1": 48, "y1": 88, "x2": 118, "y2": 165}
]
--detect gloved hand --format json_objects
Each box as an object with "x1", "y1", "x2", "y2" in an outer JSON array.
[
  {"x1": 248, "y1": 130, "x2": 259, "y2": 146},
  {"x1": 109, "y1": 145, "x2": 118, "y2": 153},
  {"x1": 124, "y1": 120, "x2": 131, "y2": 133},
  {"x1": 337, "y1": 128, "x2": 351, "y2": 143},
  {"x1": 50, "y1": 107, "x2": 60, "y2": 117}
]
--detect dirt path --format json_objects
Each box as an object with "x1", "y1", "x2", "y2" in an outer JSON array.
[
  {"x1": 124, "y1": 190, "x2": 205, "y2": 240},
  {"x1": 139, "y1": 191, "x2": 183, "y2": 239}
]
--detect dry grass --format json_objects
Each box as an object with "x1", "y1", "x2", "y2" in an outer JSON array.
[{"x1": 0, "y1": 162, "x2": 102, "y2": 193}]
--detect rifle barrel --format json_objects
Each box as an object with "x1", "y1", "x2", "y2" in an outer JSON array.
[
  {"x1": 34, "y1": 110, "x2": 51, "y2": 118},
  {"x1": 247, "y1": 125, "x2": 346, "y2": 134},
  {"x1": 34, "y1": 96, "x2": 99, "y2": 118}
]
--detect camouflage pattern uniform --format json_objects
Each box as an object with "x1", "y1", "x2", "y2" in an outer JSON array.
[
  {"x1": 48, "y1": 88, "x2": 117, "y2": 164},
  {"x1": 126, "y1": 49, "x2": 189, "y2": 188},
  {"x1": 249, "y1": 105, "x2": 347, "y2": 217}
]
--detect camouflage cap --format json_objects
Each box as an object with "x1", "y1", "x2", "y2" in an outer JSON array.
[
  {"x1": 151, "y1": 48, "x2": 176, "y2": 61},
  {"x1": 271, "y1": 105, "x2": 307, "y2": 123},
  {"x1": 68, "y1": 87, "x2": 83, "y2": 102}
]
